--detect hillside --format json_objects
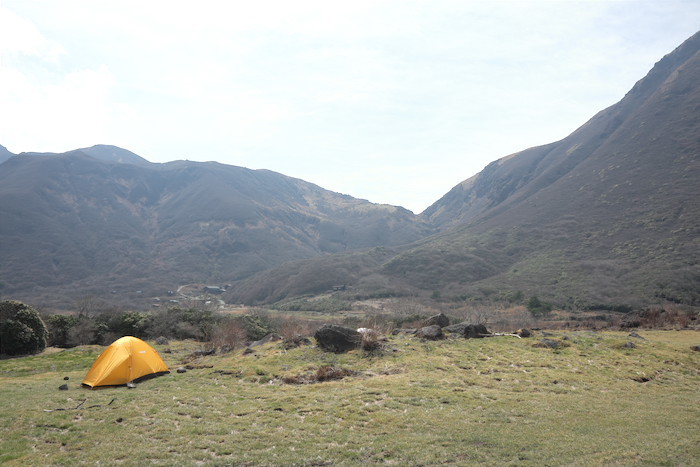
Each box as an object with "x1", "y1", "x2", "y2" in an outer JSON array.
[
  {"x1": 227, "y1": 31, "x2": 700, "y2": 308},
  {"x1": 0, "y1": 147, "x2": 432, "y2": 309}
]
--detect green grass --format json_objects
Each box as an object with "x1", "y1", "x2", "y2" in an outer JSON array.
[{"x1": 1, "y1": 331, "x2": 699, "y2": 465}]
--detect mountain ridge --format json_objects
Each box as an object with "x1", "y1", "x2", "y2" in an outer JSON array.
[
  {"x1": 1, "y1": 31, "x2": 699, "y2": 310},
  {"x1": 0, "y1": 148, "x2": 432, "y2": 308},
  {"x1": 225, "y1": 30, "x2": 700, "y2": 307}
]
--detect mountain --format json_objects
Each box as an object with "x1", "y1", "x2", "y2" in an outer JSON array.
[
  {"x1": 0, "y1": 145, "x2": 13, "y2": 165},
  {"x1": 0, "y1": 147, "x2": 432, "y2": 309},
  {"x1": 226, "y1": 31, "x2": 700, "y2": 307}
]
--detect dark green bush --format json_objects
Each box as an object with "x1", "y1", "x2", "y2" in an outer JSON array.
[
  {"x1": 0, "y1": 300, "x2": 49, "y2": 355},
  {"x1": 527, "y1": 296, "x2": 553, "y2": 316},
  {"x1": 45, "y1": 314, "x2": 77, "y2": 348},
  {"x1": 240, "y1": 312, "x2": 275, "y2": 341}
]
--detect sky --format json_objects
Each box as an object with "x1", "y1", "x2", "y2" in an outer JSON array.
[{"x1": 1, "y1": 1, "x2": 699, "y2": 213}]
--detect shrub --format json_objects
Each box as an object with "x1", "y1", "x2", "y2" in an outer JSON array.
[
  {"x1": 527, "y1": 296, "x2": 552, "y2": 316},
  {"x1": 147, "y1": 307, "x2": 219, "y2": 341},
  {"x1": 45, "y1": 314, "x2": 77, "y2": 348},
  {"x1": 240, "y1": 312, "x2": 275, "y2": 341},
  {"x1": 0, "y1": 300, "x2": 49, "y2": 356},
  {"x1": 210, "y1": 318, "x2": 247, "y2": 351},
  {"x1": 359, "y1": 329, "x2": 382, "y2": 351}
]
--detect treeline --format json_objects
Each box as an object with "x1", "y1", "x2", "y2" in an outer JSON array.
[{"x1": 44, "y1": 307, "x2": 279, "y2": 349}]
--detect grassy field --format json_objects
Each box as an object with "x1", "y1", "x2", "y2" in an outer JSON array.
[{"x1": 1, "y1": 330, "x2": 698, "y2": 465}]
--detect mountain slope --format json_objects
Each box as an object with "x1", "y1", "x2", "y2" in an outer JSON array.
[
  {"x1": 0, "y1": 149, "x2": 432, "y2": 308},
  {"x1": 228, "y1": 30, "x2": 700, "y2": 307},
  {"x1": 0, "y1": 145, "x2": 13, "y2": 165}
]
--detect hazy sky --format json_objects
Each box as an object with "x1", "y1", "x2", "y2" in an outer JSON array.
[{"x1": 1, "y1": 1, "x2": 699, "y2": 213}]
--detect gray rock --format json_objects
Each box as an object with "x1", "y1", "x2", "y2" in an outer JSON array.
[
  {"x1": 155, "y1": 336, "x2": 169, "y2": 345},
  {"x1": 415, "y1": 325, "x2": 444, "y2": 340},
  {"x1": 423, "y1": 313, "x2": 450, "y2": 328},
  {"x1": 314, "y1": 325, "x2": 361, "y2": 353},
  {"x1": 628, "y1": 332, "x2": 645, "y2": 340},
  {"x1": 443, "y1": 322, "x2": 489, "y2": 338},
  {"x1": 176, "y1": 367, "x2": 187, "y2": 373},
  {"x1": 463, "y1": 324, "x2": 489, "y2": 339},
  {"x1": 58, "y1": 384, "x2": 68, "y2": 390}
]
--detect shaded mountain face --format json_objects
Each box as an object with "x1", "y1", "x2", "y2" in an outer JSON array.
[
  {"x1": 228, "y1": 31, "x2": 700, "y2": 307},
  {"x1": 0, "y1": 145, "x2": 13, "y2": 165},
  {"x1": 0, "y1": 147, "x2": 432, "y2": 308}
]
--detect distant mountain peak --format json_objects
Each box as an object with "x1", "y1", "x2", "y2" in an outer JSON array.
[{"x1": 77, "y1": 144, "x2": 152, "y2": 167}]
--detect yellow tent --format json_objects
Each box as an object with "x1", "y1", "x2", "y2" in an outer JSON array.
[{"x1": 83, "y1": 336, "x2": 170, "y2": 388}]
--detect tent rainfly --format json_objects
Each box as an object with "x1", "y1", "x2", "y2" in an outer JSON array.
[{"x1": 83, "y1": 336, "x2": 170, "y2": 388}]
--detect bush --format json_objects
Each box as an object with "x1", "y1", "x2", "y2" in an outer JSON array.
[
  {"x1": 147, "y1": 308, "x2": 219, "y2": 341},
  {"x1": 240, "y1": 312, "x2": 276, "y2": 341},
  {"x1": 527, "y1": 296, "x2": 552, "y2": 316},
  {"x1": 0, "y1": 300, "x2": 49, "y2": 356},
  {"x1": 45, "y1": 314, "x2": 77, "y2": 348}
]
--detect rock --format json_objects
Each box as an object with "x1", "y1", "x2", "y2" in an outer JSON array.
[
  {"x1": 462, "y1": 324, "x2": 489, "y2": 339},
  {"x1": 58, "y1": 384, "x2": 68, "y2": 390},
  {"x1": 423, "y1": 313, "x2": 450, "y2": 328},
  {"x1": 63, "y1": 376, "x2": 70, "y2": 381},
  {"x1": 516, "y1": 328, "x2": 532, "y2": 338},
  {"x1": 443, "y1": 322, "x2": 489, "y2": 337},
  {"x1": 314, "y1": 324, "x2": 361, "y2": 353},
  {"x1": 243, "y1": 347, "x2": 254, "y2": 355},
  {"x1": 116, "y1": 417, "x2": 124, "y2": 423},
  {"x1": 624, "y1": 341, "x2": 637, "y2": 349},
  {"x1": 691, "y1": 345, "x2": 700, "y2": 352},
  {"x1": 176, "y1": 367, "x2": 187, "y2": 373},
  {"x1": 249, "y1": 333, "x2": 282, "y2": 348},
  {"x1": 155, "y1": 336, "x2": 169, "y2": 345},
  {"x1": 391, "y1": 328, "x2": 417, "y2": 335},
  {"x1": 443, "y1": 322, "x2": 467, "y2": 333},
  {"x1": 163, "y1": 348, "x2": 172, "y2": 354},
  {"x1": 415, "y1": 325, "x2": 444, "y2": 340},
  {"x1": 284, "y1": 335, "x2": 312, "y2": 350},
  {"x1": 628, "y1": 332, "x2": 645, "y2": 339},
  {"x1": 126, "y1": 382, "x2": 137, "y2": 388}
]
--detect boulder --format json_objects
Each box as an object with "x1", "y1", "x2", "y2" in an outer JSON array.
[
  {"x1": 415, "y1": 325, "x2": 444, "y2": 340},
  {"x1": 443, "y1": 322, "x2": 489, "y2": 337},
  {"x1": 463, "y1": 324, "x2": 489, "y2": 339},
  {"x1": 155, "y1": 336, "x2": 169, "y2": 345},
  {"x1": 423, "y1": 313, "x2": 450, "y2": 328},
  {"x1": 516, "y1": 328, "x2": 532, "y2": 338},
  {"x1": 58, "y1": 384, "x2": 68, "y2": 391},
  {"x1": 314, "y1": 325, "x2": 361, "y2": 353}
]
